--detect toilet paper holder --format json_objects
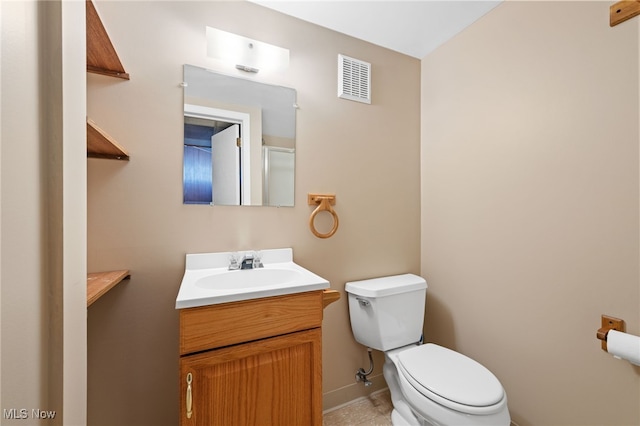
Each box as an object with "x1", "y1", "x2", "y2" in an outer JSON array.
[{"x1": 596, "y1": 315, "x2": 625, "y2": 351}]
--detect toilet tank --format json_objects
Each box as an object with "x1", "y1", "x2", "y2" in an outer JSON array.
[{"x1": 345, "y1": 274, "x2": 427, "y2": 351}]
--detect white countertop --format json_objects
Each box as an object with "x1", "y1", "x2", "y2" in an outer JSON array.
[{"x1": 175, "y1": 248, "x2": 329, "y2": 309}]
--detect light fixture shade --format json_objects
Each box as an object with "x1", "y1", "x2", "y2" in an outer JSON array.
[{"x1": 206, "y1": 27, "x2": 289, "y2": 73}]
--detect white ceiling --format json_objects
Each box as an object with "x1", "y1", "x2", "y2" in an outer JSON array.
[{"x1": 250, "y1": 1, "x2": 502, "y2": 59}]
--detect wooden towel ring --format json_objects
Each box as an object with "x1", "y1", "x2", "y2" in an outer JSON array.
[{"x1": 308, "y1": 193, "x2": 339, "y2": 239}]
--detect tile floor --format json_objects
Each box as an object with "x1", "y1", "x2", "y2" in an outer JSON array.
[
  {"x1": 323, "y1": 389, "x2": 393, "y2": 426},
  {"x1": 323, "y1": 389, "x2": 518, "y2": 426}
]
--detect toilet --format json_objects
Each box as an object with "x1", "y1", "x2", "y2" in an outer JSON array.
[{"x1": 345, "y1": 274, "x2": 510, "y2": 426}]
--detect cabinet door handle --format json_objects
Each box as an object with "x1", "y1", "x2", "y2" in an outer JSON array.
[{"x1": 186, "y1": 372, "x2": 193, "y2": 419}]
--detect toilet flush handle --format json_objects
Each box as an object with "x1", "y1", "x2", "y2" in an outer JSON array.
[{"x1": 356, "y1": 297, "x2": 370, "y2": 307}]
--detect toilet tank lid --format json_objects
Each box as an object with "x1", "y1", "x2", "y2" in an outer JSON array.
[{"x1": 345, "y1": 274, "x2": 427, "y2": 297}]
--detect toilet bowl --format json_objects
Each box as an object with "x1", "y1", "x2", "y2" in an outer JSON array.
[
  {"x1": 387, "y1": 344, "x2": 510, "y2": 425},
  {"x1": 345, "y1": 274, "x2": 510, "y2": 426}
]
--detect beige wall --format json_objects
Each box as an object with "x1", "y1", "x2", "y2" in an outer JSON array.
[
  {"x1": 5, "y1": 1, "x2": 639, "y2": 425},
  {"x1": 422, "y1": 2, "x2": 640, "y2": 425},
  {"x1": 86, "y1": 1, "x2": 420, "y2": 424},
  {"x1": 1, "y1": 1, "x2": 87, "y2": 424},
  {"x1": 1, "y1": 1, "x2": 48, "y2": 420}
]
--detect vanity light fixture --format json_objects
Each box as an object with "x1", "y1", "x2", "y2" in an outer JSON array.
[{"x1": 206, "y1": 27, "x2": 289, "y2": 73}]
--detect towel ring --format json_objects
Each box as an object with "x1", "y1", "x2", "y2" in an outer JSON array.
[{"x1": 308, "y1": 193, "x2": 339, "y2": 239}]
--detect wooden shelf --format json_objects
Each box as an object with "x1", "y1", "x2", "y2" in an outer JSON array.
[
  {"x1": 85, "y1": 2, "x2": 130, "y2": 309},
  {"x1": 86, "y1": 0, "x2": 129, "y2": 79},
  {"x1": 86, "y1": 1, "x2": 130, "y2": 160},
  {"x1": 87, "y1": 118, "x2": 129, "y2": 160},
  {"x1": 610, "y1": 0, "x2": 640, "y2": 27},
  {"x1": 87, "y1": 270, "x2": 130, "y2": 307}
]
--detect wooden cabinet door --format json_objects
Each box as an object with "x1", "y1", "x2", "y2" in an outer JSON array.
[{"x1": 179, "y1": 328, "x2": 322, "y2": 426}]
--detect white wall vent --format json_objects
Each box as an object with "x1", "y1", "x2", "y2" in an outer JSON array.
[{"x1": 338, "y1": 54, "x2": 371, "y2": 104}]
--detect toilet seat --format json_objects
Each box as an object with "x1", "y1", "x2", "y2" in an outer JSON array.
[{"x1": 397, "y1": 344, "x2": 506, "y2": 416}]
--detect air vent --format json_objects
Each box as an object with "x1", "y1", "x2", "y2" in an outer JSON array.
[{"x1": 338, "y1": 54, "x2": 371, "y2": 104}]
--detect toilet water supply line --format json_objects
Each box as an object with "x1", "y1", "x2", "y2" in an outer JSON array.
[{"x1": 356, "y1": 348, "x2": 374, "y2": 387}]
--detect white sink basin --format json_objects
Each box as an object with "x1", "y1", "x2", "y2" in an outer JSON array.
[
  {"x1": 195, "y1": 268, "x2": 303, "y2": 290},
  {"x1": 176, "y1": 248, "x2": 329, "y2": 308}
]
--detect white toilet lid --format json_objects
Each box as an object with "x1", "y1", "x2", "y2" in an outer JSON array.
[{"x1": 398, "y1": 344, "x2": 504, "y2": 409}]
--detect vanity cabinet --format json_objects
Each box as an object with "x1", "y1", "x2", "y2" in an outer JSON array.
[{"x1": 178, "y1": 291, "x2": 324, "y2": 426}]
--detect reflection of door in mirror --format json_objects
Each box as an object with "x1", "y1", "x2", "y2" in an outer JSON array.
[
  {"x1": 212, "y1": 124, "x2": 240, "y2": 205},
  {"x1": 183, "y1": 104, "x2": 253, "y2": 205}
]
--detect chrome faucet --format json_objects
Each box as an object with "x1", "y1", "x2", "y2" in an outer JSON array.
[
  {"x1": 229, "y1": 251, "x2": 263, "y2": 270},
  {"x1": 240, "y1": 254, "x2": 254, "y2": 270}
]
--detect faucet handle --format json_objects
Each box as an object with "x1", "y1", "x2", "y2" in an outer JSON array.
[
  {"x1": 252, "y1": 250, "x2": 263, "y2": 268},
  {"x1": 228, "y1": 252, "x2": 240, "y2": 270}
]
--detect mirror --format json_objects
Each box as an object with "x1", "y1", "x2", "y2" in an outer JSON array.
[{"x1": 183, "y1": 64, "x2": 296, "y2": 206}]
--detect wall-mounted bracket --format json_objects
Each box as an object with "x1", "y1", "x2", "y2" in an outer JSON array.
[
  {"x1": 307, "y1": 193, "x2": 339, "y2": 239},
  {"x1": 307, "y1": 193, "x2": 336, "y2": 206},
  {"x1": 596, "y1": 315, "x2": 625, "y2": 351},
  {"x1": 610, "y1": 0, "x2": 640, "y2": 27}
]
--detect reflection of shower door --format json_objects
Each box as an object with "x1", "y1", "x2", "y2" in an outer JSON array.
[
  {"x1": 263, "y1": 146, "x2": 294, "y2": 207},
  {"x1": 212, "y1": 124, "x2": 240, "y2": 205}
]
